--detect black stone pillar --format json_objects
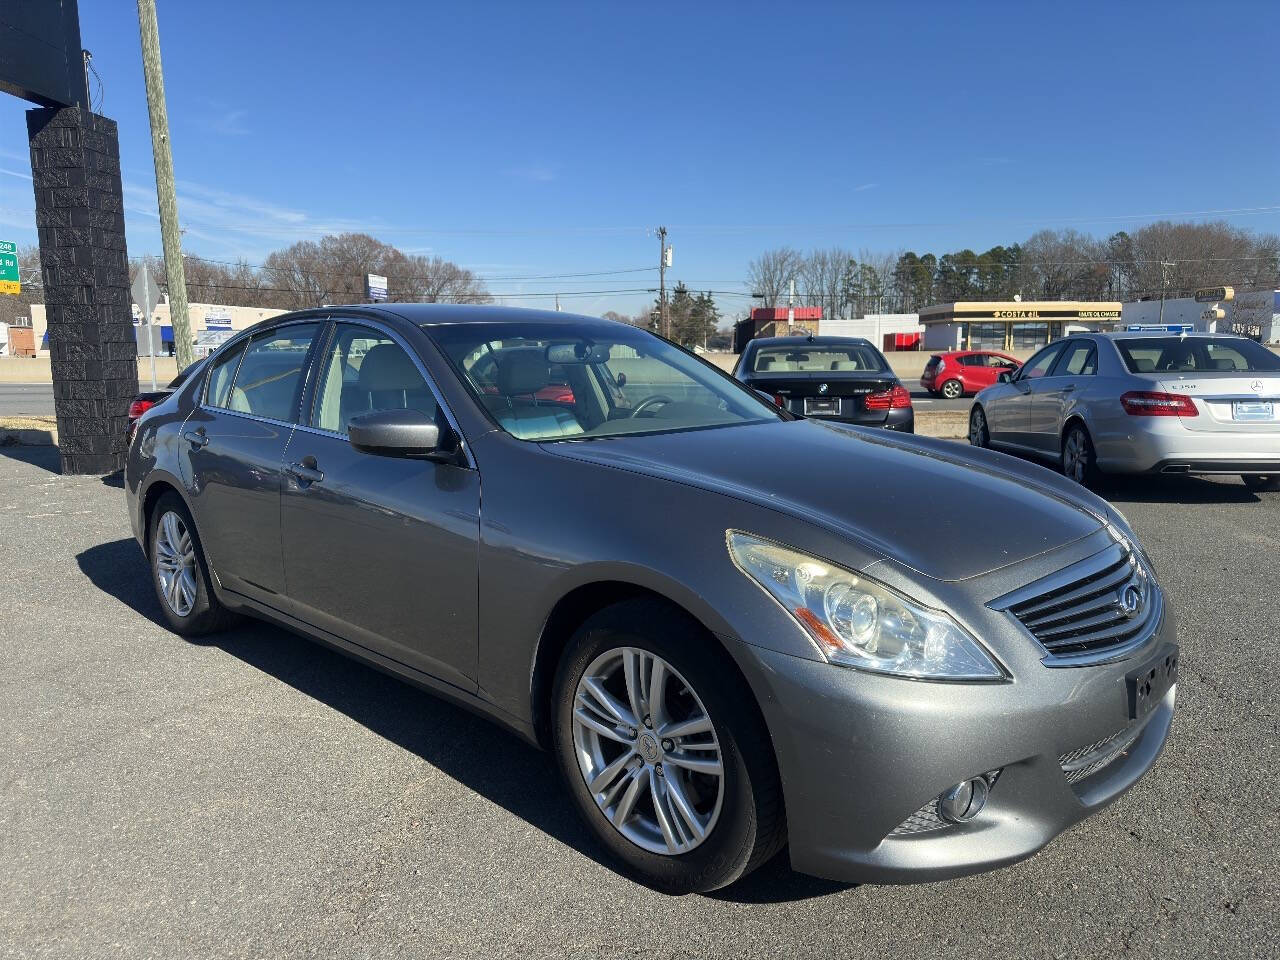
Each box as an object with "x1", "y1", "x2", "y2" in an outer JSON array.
[{"x1": 26, "y1": 106, "x2": 137, "y2": 475}]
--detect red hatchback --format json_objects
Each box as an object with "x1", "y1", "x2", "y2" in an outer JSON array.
[{"x1": 921, "y1": 350, "x2": 1021, "y2": 399}]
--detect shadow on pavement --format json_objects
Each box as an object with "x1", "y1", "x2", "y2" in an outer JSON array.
[
  {"x1": 1097, "y1": 474, "x2": 1262, "y2": 506},
  {"x1": 75, "y1": 537, "x2": 846, "y2": 903},
  {"x1": 101, "y1": 469, "x2": 124, "y2": 489},
  {"x1": 0, "y1": 442, "x2": 60, "y2": 473}
]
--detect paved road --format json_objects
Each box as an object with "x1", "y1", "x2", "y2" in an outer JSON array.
[
  {"x1": 909, "y1": 388, "x2": 971, "y2": 412},
  {"x1": 0, "y1": 383, "x2": 54, "y2": 417},
  {"x1": 1, "y1": 444, "x2": 1276, "y2": 959}
]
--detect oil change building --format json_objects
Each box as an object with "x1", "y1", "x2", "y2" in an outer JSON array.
[{"x1": 920, "y1": 300, "x2": 1122, "y2": 352}]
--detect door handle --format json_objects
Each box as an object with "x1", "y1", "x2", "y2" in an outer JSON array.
[
  {"x1": 183, "y1": 429, "x2": 209, "y2": 448},
  {"x1": 287, "y1": 458, "x2": 324, "y2": 485},
  {"x1": 1061, "y1": 384, "x2": 1076, "y2": 393}
]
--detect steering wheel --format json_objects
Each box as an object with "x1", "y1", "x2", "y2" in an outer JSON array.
[{"x1": 630, "y1": 394, "x2": 673, "y2": 418}]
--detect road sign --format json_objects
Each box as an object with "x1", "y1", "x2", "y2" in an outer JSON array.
[
  {"x1": 204, "y1": 309, "x2": 232, "y2": 330},
  {"x1": 1202, "y1": 307, "x2": 1225, "y2": 321},
  {"x1": 1127, "y1": 323, "x2": 1195, "y2": 333},
  {"x1": 0, "y1": 240, "x2": 20, "y2": 295},
  {"x1": 131, "y1": 263, "x2": 162, "y2": 315},
  {"x1": 366, "y1": 274, "x2": 388, "y2": 301},
  {"x1": 1194, "y1": 286, "x2": 1234, "y2": 303}
]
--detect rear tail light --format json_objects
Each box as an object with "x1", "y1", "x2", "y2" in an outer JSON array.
[
  {"x1": 865, "y1": 385, "x2": 912, "y2": 410},
  {"x1": 1120, "y1": 391, "x2": 1198, "y2": 417},
  {"x1": 773, "y1": 393, "x2": 787, "y2": 409},
  {"x1": 128, "y1": 398, "x2": 157, "y2": 420}
]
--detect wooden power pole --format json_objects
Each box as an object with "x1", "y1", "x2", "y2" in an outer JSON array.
[
  {"x1": 137, "y1": 0, "x2": 193, "y2": 370},
  {"x1": 657, "y1": 226, "x2": 668, "y2": 338}
]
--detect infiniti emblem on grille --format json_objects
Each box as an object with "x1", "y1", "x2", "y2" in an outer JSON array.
[
  {"x1": 1118, "y1": 584, "x2": 1142, "y2": 619},
  {"x1": 819, "y1": 382, "x2": 829, "y2": 394}
]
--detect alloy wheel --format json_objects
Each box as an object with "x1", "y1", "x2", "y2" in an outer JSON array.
[
  {"x1": 942, "y1": 380, "x2": 963, "y2": 399},
  {"x1": 1063, "y1": 429, "x2": 1087, "y2": 483},
  {"x1": 571, "y1": 646, "x2": 725, "y2": 855},
  {"x1": 969, "y1": 407, "x2": 987, "y2": 446},
  {"x1": 155, "y1": 510, "x2": 198, "y2": 618}
]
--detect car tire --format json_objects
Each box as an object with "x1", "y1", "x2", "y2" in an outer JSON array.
[
  {"x1": 1242, "y1": 474, "x2": 1280, "y2": 492},
  {"x1": 968, "y1": 405, "x2": 990, "y2": 448},
  {"x1": 941, "y1": 379, "x2": 964, "y2": 399},
  {"x1": 1062, "y1": 422, "x2": 1100, "y2": 487},
  {"x1": 148, "y1": 492, "x2": 238, "y2": 636},
  {"x1": 551, "y1": 598, "x2": 785, "y2": 893}
]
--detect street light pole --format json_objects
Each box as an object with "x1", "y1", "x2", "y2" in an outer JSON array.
[{"x1": 137, "y1": 0, "x2": 193, "y2": 371}]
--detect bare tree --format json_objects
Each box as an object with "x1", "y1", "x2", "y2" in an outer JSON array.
[
  {"x1": 801, "y1": 248, "x2": 854, "y2": 319},
  {"x1": 746, "y1": 247, "x2": 804, "y2": 307}
]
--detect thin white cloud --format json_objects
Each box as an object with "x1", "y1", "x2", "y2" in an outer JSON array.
[
  {"x1": 853, "y1": 182, "x2": 878, "y2": 192},
  {"x1": 506, "y1": 162, "x2": 560, "y2": 183},
  {"x1": 211, "y1": 109, "x2": 250, "y2": 137},
  {"x1": 0, "y1": 167, "x2": 33, "y2": 182}
]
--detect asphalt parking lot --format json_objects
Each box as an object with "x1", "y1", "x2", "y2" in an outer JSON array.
[{"x1": 1, "y1": 444, "x2": 1277, "y2": 959}]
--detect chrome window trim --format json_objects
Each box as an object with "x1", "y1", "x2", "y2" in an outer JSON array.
[{"x1": 308, "y1": 315, "x2": 476, "y2": 470}]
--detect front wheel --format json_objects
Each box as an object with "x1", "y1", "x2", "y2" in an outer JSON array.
[
  {"x1": 1062, "y1": 423, "x2": 1100, "y2": 487},
  {"x1": 1242, "y1": 474, "x2": 1280, "y2": 492},
  {"x1": 551, "y1": 599, "x2": 785, "y2": 893},
  {"x1": 968, "y1": 406, "x2": 990, "y2": 447}
]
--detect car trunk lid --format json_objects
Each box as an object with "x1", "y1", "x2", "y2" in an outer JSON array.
[{"x1": 744, "y1": 372, "x2": 900, "y2": 424}]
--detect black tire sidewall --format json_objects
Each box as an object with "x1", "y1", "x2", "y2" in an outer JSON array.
[
  {"x1": 148, "y1": 493, "x2": 218, "y2": 634},
  {"x1": 1063, "y1": 424, "x2": 1097, "y2": 485},
  {"x1": 551, "y1": 603, "x2": 772, "y2": 893},
  {"x1": 970, "y1": 406, "x2": 989, "y2": 447}
]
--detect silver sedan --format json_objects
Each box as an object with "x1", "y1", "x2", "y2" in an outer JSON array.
[{"x1": 969, "y1": 332, "x2": 1280, "y2": 489}]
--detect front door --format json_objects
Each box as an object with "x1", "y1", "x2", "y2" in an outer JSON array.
[
  {"x1": 1029, "y1": 340, "x2": 1097, "y2": 454},
  {"x1": 280, "y1": 321, "x2": 481, "y2": 692},
  {"x1": 183, "y1": 321, "x2": 322, "y2": 608},
  {"x1": 989, "y1": 342, "x2": 1065, "y2": 449}
]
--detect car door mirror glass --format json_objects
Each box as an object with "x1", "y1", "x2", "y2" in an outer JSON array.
[
  {"x1": 349, "y1": 409, "x2": 443, "y2": 458},
  {"x1": 998, "y1": 371, "x2": 1013, "y2": 383}
]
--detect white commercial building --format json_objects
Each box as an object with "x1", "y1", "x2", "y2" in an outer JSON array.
[
  {"x1": 820, "y1": 313, "x2": 922, "y2": 347},
  {"x1": 26, "y1": 300, "x2": 287, "y2": 357},
  {"x1": 1121, "y1": 291, "x2": 1279, "y2": 343}
]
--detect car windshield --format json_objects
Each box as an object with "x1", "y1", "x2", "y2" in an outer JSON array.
[
  {"x1": 427, "y1": 321, "x2": 784, "y2": 441},
  {"x1": 752, "y1": 343, "x2": 886, "y2": 373},
  {"x1": 1116, "y1": 337, "x2": 1280, "y2": 374}
]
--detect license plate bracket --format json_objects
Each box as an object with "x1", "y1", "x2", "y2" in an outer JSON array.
[
  {"x1": 1233, "y1": 400, "x2": 1274, "y2": 421},
  {"x1": 804, "y1": 398, "x2": 839, "y2": 416},
  {"x1": 1126, "y1": 643, "x2": 1179, "y2": 721}
]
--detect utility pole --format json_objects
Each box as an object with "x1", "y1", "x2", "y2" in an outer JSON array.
[
  {"x1": 657, "y1": 226, "x2": 669, "y2": 338},
  {"x1": 1157, "y1": 260, "x2": 1174, "y2": 326},
  {"x1": 787, "y1": 278, "x2": 795, "y2": 330},
  {"x1": 137, "y1": 0, "x2": 193, "y2": 371}
]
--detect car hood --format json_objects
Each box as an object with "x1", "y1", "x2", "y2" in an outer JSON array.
[{"x1": 545, "y1": 419, "x2": 1104, "y2": 581}]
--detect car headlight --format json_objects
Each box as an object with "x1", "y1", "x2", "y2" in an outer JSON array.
[{"x1": 727, "y1": 531, "x2": 1004, "y2": 681}]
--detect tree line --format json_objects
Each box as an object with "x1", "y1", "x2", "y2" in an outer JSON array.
[
  {"x1": 746, "y1": 221, "x2": 1280, "y2": 319},
  {"x1": 602, "y1": 283, "x2": 724, "y2": 348}
]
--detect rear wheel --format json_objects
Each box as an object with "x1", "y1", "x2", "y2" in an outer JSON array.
[
  {"x1": 149, "y1": 492, "x2": 238, "y2": 635},
  {"x1": 968, "y1": 406, "x2": 990, "y2": 448},
  {"x1": 1242, "y1": 474, "x2": 1280, "y2": 492},
  {"x1": 551, "y1": 599, "x2": 785, "y2": 893},
  {"x1": 1062, "y1": 422, "x2": 1100, "y2": 487},
  {"x1": 940, "y1": 379, "x2": 964, "y2": 399}
]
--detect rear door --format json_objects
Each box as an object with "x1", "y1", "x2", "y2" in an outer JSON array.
[
  {"x1": 182, "y1": 321, "x2": 323, "y2": 608},
  {"x1": 279, "y1": 319, "x2": 481, "y2": 691}
]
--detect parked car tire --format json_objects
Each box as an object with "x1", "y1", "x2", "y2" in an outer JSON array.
[
  {"x1": 1061, "y1": 422, "x2": 1100, "y2": 488},
  {"x1": 1242, "y1": 474, "x2": 1280, "y2": 492},
  {"x1": 940, "y1": 379, "x2": 964, "y2": 399},
  {"x1": 551, "y1": 598, "x2": 786, "y2": 893},
  {"x1": 148, "y1": 492, "x2": 239, "y2": 635},
  {"x1": 968, "y1": 405, "x2": 990, "y2": 448}
]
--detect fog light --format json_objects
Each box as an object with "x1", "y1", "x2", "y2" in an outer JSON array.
[{"x1": 937, "y1": 777, "x2": 989, "y2": 823}]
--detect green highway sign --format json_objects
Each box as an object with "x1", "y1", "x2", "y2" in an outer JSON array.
[{"x1": 0, "y1": 240, "x2": 18, "y2": 295}]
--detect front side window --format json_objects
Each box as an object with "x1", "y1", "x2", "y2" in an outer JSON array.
[
  {"x1": 312, "y1": 324, "x2": 437, "y2": 435},
  {"x1": 1116, "y1": 337, "x2": 1280, "y2": 374},
  {"x1": 429, "y1": 322, "x2": 781, "y2": 441},
  {"x1": 751, "y1": 343, "x2": 886, "y2": 374},
  {"x1": 1017, "y1": 343, "x2": 1065, "y2": 381},
  {"x1": 220, "y1": 323, "x2": 319, "y2": 421}
]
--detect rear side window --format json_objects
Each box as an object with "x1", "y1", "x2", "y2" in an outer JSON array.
[
  {"x1": 217, "y1": 324, "x2": 320, "y2": 421},
  {"x1": 1051, "y1": 341, "x2": 1097, "y2": 376},
  {"x1": 205, "y1": 341, "x2": 247, "y2": 409},
  {"x1": 1116, "y1": 337, "x2": 1280, "y2": 374},
  {"x1": 752, "y1": 344, "x2": 886, "y2": 373}
]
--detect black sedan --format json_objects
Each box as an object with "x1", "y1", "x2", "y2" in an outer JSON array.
[{"x1": 732, "y1": 335, "x2": 914, "y2": 432}]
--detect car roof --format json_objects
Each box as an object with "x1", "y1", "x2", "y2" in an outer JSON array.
[
  {"x1": 749, "y1": 335, "x2": 875, "y2": 348},
  {"x1": 1098, "y1": 330, "x2": 1250, "y2": 340}
]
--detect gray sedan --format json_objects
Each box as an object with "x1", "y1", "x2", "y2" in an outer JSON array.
[
  {"x1": 126, "y1": 305, "x2": 1177, "y2": 892},
  {"x1": 969, "y1": 332, "x2": 1280, "y2": 489}
]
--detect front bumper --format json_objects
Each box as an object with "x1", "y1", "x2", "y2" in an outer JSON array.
[{"x1": 727, "y1": 612, "x2": 1177, "y2": 884}]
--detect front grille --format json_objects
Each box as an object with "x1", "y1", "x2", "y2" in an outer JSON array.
[{"x1": 994, "y1": 542, "x2": 1161, "y2": 662}]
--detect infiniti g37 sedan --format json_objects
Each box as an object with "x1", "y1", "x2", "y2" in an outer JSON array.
[
  {"x1": 126, "y1": 305, "x2": 1178, "y2": 892},
  {"x1": 969, "y1": 331, "x2": 1280, "y2": 489}
]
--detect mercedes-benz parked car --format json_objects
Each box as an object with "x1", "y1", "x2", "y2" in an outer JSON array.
[
  {"x1": 922, "y1": 350, "x2": 1021, "y2": 399},
  {"x1": 126, "y1": 305, "x2": 1176, "y2": 892},
  {"x1": 968, "y1": 331, "x2": 1280, "y2": 489},
  {"x1": 733, "y1": 334, "x2": 913, "y2": 432}
]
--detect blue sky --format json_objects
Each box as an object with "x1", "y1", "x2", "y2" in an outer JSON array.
[{"x1": 2, "y1": 0, "x2": 1277, "y2": 316}]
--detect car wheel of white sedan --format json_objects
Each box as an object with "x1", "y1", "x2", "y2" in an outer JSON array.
[
  {"x1": 1061, "y1": 423, "x2": 1099, "y2": 488},
  {"x1": 552, "y1": 598, "x2": 785, "y2": 893}
]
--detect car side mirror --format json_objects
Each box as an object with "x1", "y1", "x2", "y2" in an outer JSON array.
[
  {"x1": 348, "y1": 409, "x2": 446, "y2": 459},
  {"x1": 615, "y1": 372, "x2": 627, "y2": 387},
  {"x1": 998, "y1": 371, "x2": 1013, "y2": 383}
]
